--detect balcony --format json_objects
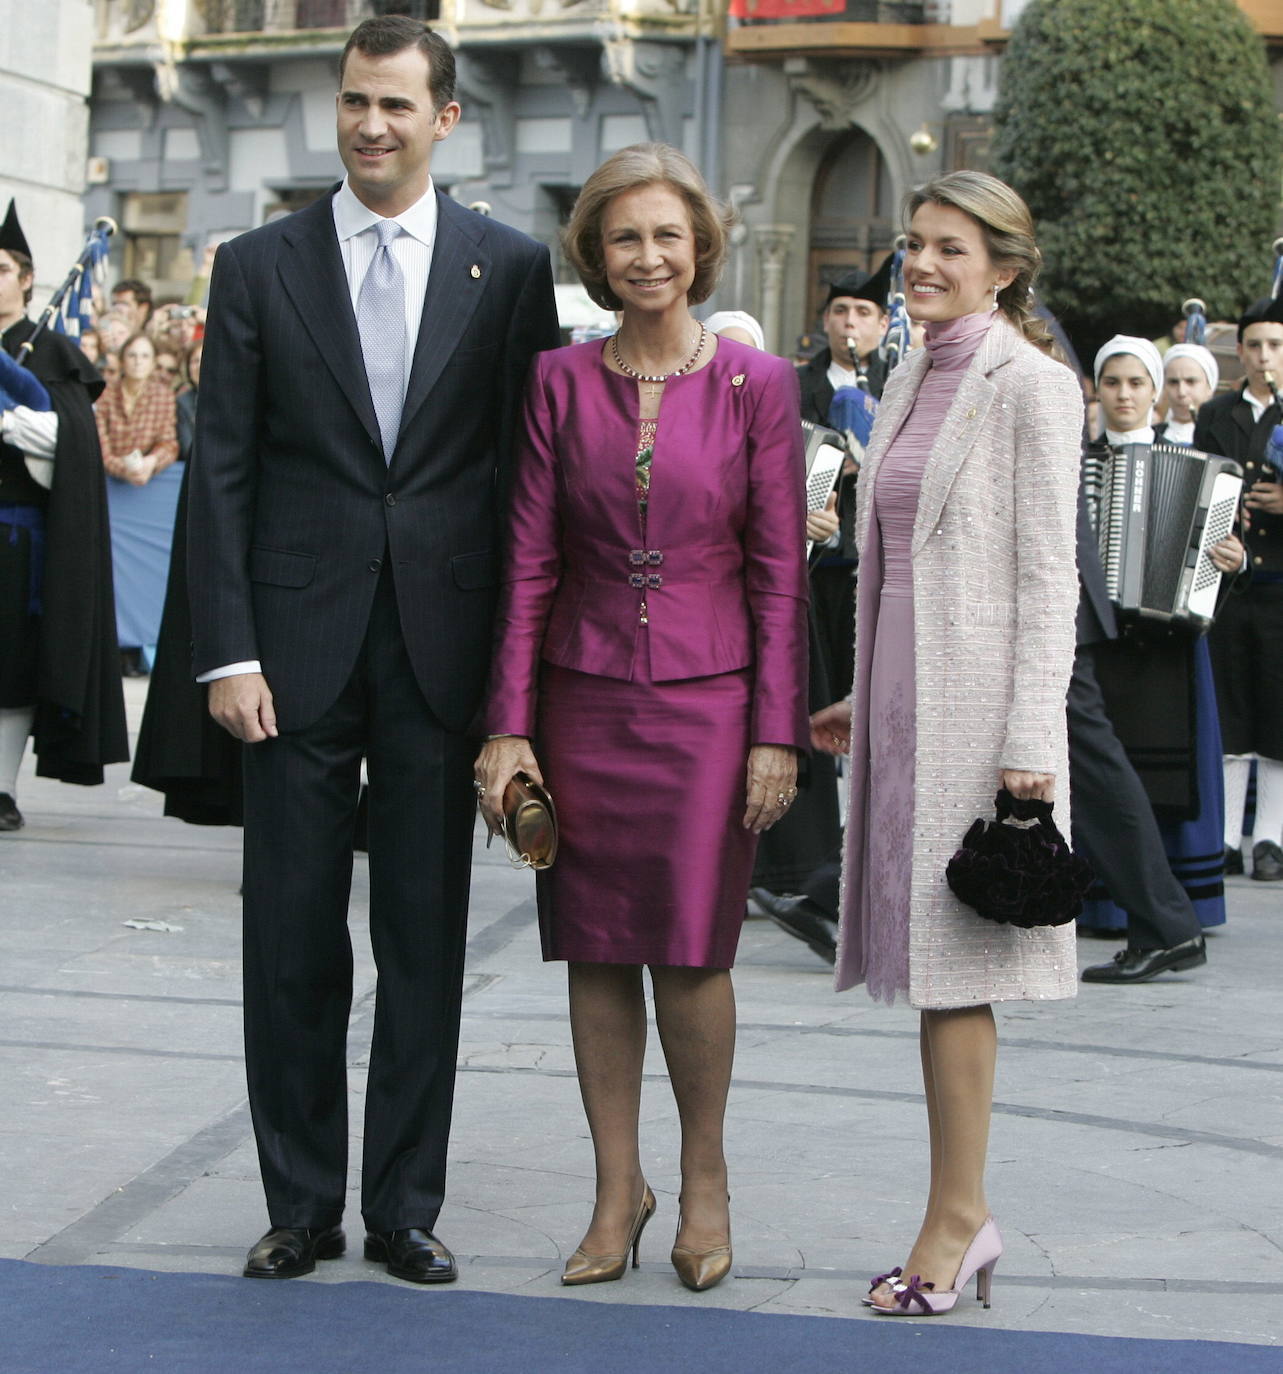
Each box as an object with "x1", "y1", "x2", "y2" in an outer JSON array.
[
  {"x1": 725, "y1": 0, "x2": 1006, "y2": 59},
  {"x1": 449, "y1": 0, "x2": 699, "y2": 46},
  {"x1": 95, "y1": 0, "x2": 439, "y2": 48}
]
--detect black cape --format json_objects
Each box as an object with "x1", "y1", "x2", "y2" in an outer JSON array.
[
  {"x1": 4, "y1": 318, "x2": 128, "y2": 783},
  {"x1": 131, "y1": 455, "x2": 244, "y2": 823},
  {"x1": 132, "y1": 453, "x2": 371, "y2": 846}
]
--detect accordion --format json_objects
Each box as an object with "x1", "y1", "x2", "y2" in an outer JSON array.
[
  {"x1": 1082, "y1": 440, "x2": 1243, "y2": 631},
  {"x1": 801, "y1": 420, "x2": 847, "y2": 559}
]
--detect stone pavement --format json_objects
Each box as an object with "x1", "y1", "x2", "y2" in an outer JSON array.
[{"x1": 2, "y1": 679, "x2": 1281, "y2": 1347}]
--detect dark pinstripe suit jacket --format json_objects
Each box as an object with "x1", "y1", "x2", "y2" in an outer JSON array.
[{"x1": 187, "y1": 187, "x2": 559, "y2": 733}]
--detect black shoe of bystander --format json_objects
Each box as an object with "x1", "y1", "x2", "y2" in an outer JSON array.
[
  {"x1": 750, "y1": 887, "x2": 838, "y2": 965},
  {"x1": 1251, "y1": 841, "x2": 1283, "y2": 882},
  {"x1": 1081, "y1": 936, "x2": 1206, "y2": 984}
]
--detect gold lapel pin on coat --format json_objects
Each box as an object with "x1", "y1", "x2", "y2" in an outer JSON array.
[
  {"x1": 470, "y1": 264, "x2": 482, "y2": 279},
  {"x1": 731, "y1": 374, "x2": 745, "y2": 387}
]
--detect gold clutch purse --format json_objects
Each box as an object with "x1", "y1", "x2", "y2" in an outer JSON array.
[{"x1": 486, "y1": 771, "x2": 558, "y2": 870}]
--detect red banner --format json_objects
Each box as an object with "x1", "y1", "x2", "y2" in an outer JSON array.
[{"x1": 729, "y1": 0, "x2": 845, "y2": 17}]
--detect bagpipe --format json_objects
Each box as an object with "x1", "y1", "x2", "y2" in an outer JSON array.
[
  {"x1": 809, "y1": 240, "x2": 912, "y2": 552},
  {"x1": 826, "y1": 236, "x2": 909, "y2": 461},
  {"x1": 0, "y1": 218, "x2": 115, "y2": 421},
  {"x1": 878, "y1": 234, "x2": 911, "y2": 375},
  {"x1": 1258, "y1": 236, "x2": 1283, "y2": 478}
]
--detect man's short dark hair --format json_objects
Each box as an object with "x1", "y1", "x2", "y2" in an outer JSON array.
[
  {"x1": 5, "y1": 247, "x2": 34, "y2": 306},
  {"x1": 112, "y1": 278, "x2": 153, "y2": 308},
  {"x1": 338, "y1": 16, "x2": 456, "y2": 109}
]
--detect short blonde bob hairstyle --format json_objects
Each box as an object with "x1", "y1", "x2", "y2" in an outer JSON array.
[{"x1": 564, "y1": 143, "x2": 736, "y2": 311}]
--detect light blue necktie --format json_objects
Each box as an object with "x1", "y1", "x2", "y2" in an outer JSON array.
[{"x1": 356, "y1": 219, "x2": 407, "y2": 464}]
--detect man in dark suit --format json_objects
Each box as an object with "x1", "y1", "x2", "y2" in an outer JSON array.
[
  {"x1": 796, "y1": 257, "x2": 892, "y2": 424},
  {"x1": 1196, "y1": 297, "x2": 1283, "y2": 881},
  {"x1": 187, "y1": 16, "x2": 558, "y2": 1283}
]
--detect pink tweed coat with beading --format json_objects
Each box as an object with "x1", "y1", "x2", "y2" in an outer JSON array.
[{"x1": 836, "y1": 317, "x2": 1084, "y2": 1008}]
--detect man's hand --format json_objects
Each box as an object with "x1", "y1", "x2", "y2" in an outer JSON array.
[
  {"x1": 805, "y1": 491, "x2": 840, "y2": 544},
  {"x1": 209, "y1": 672, "x2": 278, "y2": 742},
  {"x1": 1245, "y1": 479, "x2": 1283, "y2": 516},
  {"x1": 1209, "y1": 534, "x2": 1246, "y2": 574}
]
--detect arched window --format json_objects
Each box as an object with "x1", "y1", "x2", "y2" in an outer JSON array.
[{"x1": 806, "y1": 127, "x2": 896, "y2": 328}]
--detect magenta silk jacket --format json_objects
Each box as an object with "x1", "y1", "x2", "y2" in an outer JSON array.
[{"x1": 483, "y1": 335, "x2": 811, "y2": 749}]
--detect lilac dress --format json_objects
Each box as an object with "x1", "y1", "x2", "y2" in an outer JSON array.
[{"x1": 858, "y1": 313, "x2": 995, "y2": 1002}]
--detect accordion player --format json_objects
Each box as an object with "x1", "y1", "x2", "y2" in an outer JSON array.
[{"x1": 1082, "y1": 437, "x2": 1243, "y2": 632}]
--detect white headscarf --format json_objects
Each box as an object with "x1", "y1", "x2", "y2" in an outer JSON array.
[
  {"x1": 703, "y1": 310, "x2": 766, "y2": 352},
  {"x1": 1163, "y1": 342, "x2": 1220, "y2": 394},
  {"x1": 1095, "y1": 335, "x2": 1163, "y2": 445},
  {"x1": 1093, "y1": 335, "x2": 1164, "y2": 397}
]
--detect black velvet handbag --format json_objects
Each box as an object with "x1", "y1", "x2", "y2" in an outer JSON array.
[{"x1": 946, "y1": 789, "x2": 1094, "y2": 929}]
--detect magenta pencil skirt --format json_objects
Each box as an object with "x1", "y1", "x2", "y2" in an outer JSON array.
[{"x1": 533, "y1": 660, "x2": 756, "y2": 968}]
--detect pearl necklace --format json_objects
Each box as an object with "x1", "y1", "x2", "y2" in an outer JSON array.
[{"x1": 610, "y1": 324, "x2": 707, "y2": 386}]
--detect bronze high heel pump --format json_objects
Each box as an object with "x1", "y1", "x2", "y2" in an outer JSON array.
[
  {"x1": 561, "y1": 1185, "x2": 657, "y2": 1286},
  {"x1": 670, "y1": 1198, "x2": 732, "y2": 1292}
]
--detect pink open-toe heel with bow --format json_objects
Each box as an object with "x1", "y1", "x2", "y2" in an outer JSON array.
[{"x1": 868, "y1": 1217, "x2": 1003, "y2": 1316}]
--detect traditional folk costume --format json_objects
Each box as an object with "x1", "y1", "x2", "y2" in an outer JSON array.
[{"x1": 0, "y1": 202, "x2": 127, "y2": 827}]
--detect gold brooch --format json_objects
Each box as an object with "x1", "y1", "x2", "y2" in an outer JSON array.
[
  {"x1": 731, "y1": 374, "x2": 745, "y2": 387},
  {"x1": 470, "y1": 264, "x2": 482, "y2": 279}
]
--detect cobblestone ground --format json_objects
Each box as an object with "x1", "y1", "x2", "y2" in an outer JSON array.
[{"x1": 2, "y1": 679, "x2": 1280, "y2": 1345}]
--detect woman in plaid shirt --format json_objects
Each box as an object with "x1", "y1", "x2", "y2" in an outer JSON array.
[
  {"x1": 97, "y1": 330, "x2": 180, "y2": 675},
  {"x1": 95, "y1": 332, "x2": 178, "y2": 483}
]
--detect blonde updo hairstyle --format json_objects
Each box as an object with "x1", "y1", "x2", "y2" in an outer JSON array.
[
  {"x1": 904, "y1": 171, "x2": 1056, "y2": 357},
  {"x1": 564, "y1": 143, "x2": 736, "y2": 312}
]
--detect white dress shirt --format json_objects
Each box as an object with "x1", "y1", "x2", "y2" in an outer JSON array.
[
  {"x1": 199, "y1": 178, "x2": 439, "y2": 685},
  {"x1": 1244, "y1": 384, "x2": 1271, "y2": 424},
  {"x1": 826, "y1": 358, "x2": 858, "y2": 394},
  {"x1": 332, "y1": 175, "x2": 438, "y2": 398}
]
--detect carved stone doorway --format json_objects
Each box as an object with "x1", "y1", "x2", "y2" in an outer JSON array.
[{"x1": 806, "y1": 127, "x2": 896, "y2": 331}]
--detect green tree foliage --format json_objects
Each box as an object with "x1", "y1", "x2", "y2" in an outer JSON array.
[{"x1": 991, "y1": 0, "x2": 1280, "y2": 357}]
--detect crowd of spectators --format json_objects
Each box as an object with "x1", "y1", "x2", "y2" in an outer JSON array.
[{"x1": 72, "y1": 252, "x2": 211, "y2": 675}]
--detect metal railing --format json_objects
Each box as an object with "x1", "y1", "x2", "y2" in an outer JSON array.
[
  {"x1": 731, "y1": 1, "x2": 926, "y2": 23},
  {"x1": 194, "y1": 0, "x2": 439, "y2": 35}
]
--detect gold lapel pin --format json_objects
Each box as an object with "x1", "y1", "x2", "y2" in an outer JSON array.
[
  {"x1": 470, "y1": 264, "x2": 482, "y2": 279},
  {"x1": 731, "y1": 374, "x2": 745, "y2": 387}
]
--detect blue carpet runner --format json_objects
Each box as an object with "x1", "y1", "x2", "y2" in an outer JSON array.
[{"x1": 1, "y1": 1260, "x2": 1279, "y2": 1374}]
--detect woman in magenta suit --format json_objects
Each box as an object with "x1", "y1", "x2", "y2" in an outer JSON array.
[{"x1": 475, "y1": 144, "x2": 809, "y2": 1292}]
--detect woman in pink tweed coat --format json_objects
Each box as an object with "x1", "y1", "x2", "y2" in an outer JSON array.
[{"x1": 813, "y1": 172, "x2": 1083, "y2": 1316}]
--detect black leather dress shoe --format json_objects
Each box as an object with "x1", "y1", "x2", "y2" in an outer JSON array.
[
  {"x1": 243, "y1": 1224, "x2": 344, "y2": 1279},
  {"x1": 749, "y1": 887, "x2": 838, "y2": 965},
  {"x1": 1224, "y1": 845, "x2": 1244, "y2": 876},
  {"x1": 1251, "y1": 840, "x2": 1283, "y2": 881},
  {"x1": 1082, "y1": 935, "x2": 1206, "y2": 984},
  {"x1": 0, "y1": 794, "x2": 23, "y2": 832},
  {"x1": 364, "y1": 1228, "x2": 457, "y2": 1284}
]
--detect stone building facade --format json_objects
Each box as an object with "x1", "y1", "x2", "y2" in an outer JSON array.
[
  {"x1": 83, "y1": 0, "x2": 1283, "y2": 343},
  {"x1": 0, "y1": 0, "x2": 96, "y2": 306},
  {"x1": 85, "y1": 0, "x2": 710, "y2": 311},
  {"x1": 721, "y1": 0, "x2": 1283, "y2": 352}
]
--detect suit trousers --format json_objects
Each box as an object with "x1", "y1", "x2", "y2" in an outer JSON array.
[
  {"x1": 1067, "y1": 646, "x2": 1201, "y2": 951},
  {"x1": 240, "y1": 565, "x2": 475, "y2": 1233}
]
